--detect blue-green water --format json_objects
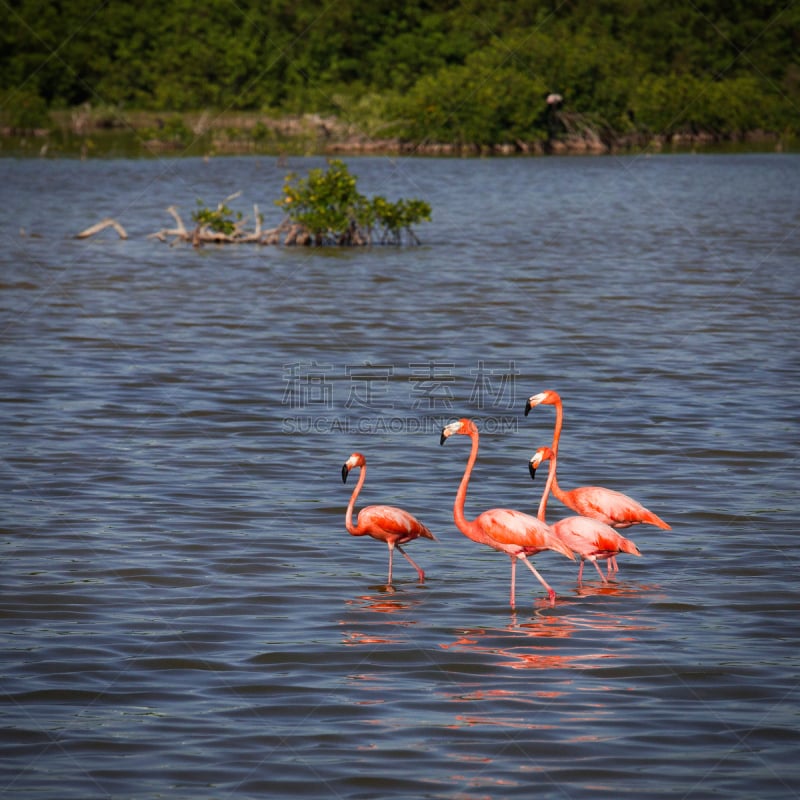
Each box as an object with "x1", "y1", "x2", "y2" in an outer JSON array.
[{"x1": 2, "y1": 153, "x2": 799, "y2": 798}]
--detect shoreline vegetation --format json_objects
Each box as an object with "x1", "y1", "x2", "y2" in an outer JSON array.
[
  {"x1": 3, "y1": 3, "x2": 797, "y2": 159},
  {"x1": 0, "y1": 105, "x2": 800, "y2": 158},
  {"x1": 1, "y1": 107, "x2": 795, "y2": 159}
]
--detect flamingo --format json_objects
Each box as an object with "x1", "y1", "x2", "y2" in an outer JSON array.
[
  {"x1": 342, "y1": 452, "x2": 435, "y2": 584},
  {"x1": 439, "y1": 419, "x2": 574, "y2": 607},
  {"x1": 524, "y1": 390, "x2": 671, "y2": 531},
  {"x1": 529, "y1": 446, "x2": 641, "y2": 584}
]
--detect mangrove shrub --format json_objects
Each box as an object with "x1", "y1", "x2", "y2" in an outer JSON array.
[{"x1": 276, "y1": 159, "x2": 431, "y2": 245}]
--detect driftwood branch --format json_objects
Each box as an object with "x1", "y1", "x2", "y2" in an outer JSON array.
[
  {"x1": 220, "y1": 191, "x2": 242, "y2": 207},
  {"x1": 147, "y1": 205, "x2": 190, "y2": 243},
  {"x1": 76, "y1": 218, "x2": 128, "y2": 239},
  {"x1": 152, "y1": 197, "x2": 288, "y2": 246},
  {"x1": 80, "y1": 191, "x2": 425, "y2": 248},
  {"x1": 167, "y1": 205, "x2": 187, "y2": 237}
]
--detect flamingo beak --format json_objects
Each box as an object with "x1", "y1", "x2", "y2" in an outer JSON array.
[
  {"x1": 528, "y1": 461, "x2": 537, "y2": 480},
  {"x1": 341, "y1": 464, "x2": 350, "y2": 483},
  {"x1": 440, "y1": 420, "x2": 462, "y2": 444},
  {"x1": 440, "y1": 422, "x2": 457, "y2": 445},
  {"x1": 525, "y1": 392, "x2": 549, "y2": 415}
]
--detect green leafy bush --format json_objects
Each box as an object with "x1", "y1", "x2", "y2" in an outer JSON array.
[
  {"x1": 192, "y1": 198, "x2": 243, "y2": 236},
  {"x1": 2, "y1": 90, "x2": 51, "y2": 131},
  {"x1": 371, "y1": 196, "x2": 432, "y2": 245},
  {"x1": 276, "y1": 159, "x2": 431, "y2": 245},
  {"x1": 139, "y1": 115, "x2": 193, "y2": 145}
]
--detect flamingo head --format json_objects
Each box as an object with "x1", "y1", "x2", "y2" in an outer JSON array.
[
  {"x1": 528, "y1": 446, "x2": 554, "y2": 480},
  {"x1": 342, "y1": 452, "x2": 365, "y2": 483},
  {"x1": 440, "y1": 418, "x2": 477, "y2": 445},
  {"x1": 524, "y1": 389, "x2": 561, "y2": 416}
]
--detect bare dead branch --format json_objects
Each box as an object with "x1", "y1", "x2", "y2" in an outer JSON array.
[{"x1": 76, "y1": 218, "x2": 128, "y2": 239}]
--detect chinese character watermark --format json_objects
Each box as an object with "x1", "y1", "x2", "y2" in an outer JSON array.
[
  {"x1": 408, "y1": 360, "x2": 456, "y2": 409},
  {"x1": 345, "y1": 362, "x2": 394, "y2": 409},
  {"x1": 282, "y1": 361, "x2": 334, "y2": 409},
  {"x1": 280, "y1": 359, "x2": 521, "y2": 433},
  {"x1": 469, "y1": 359, "x2": 520, "y2": 409}
]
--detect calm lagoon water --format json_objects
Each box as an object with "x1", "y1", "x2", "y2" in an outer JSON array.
[{"x1": 2, "y1": 153, "x2": 799, "y2": 799}]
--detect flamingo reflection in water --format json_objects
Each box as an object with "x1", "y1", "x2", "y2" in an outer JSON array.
[
  {"x1": 441, "y1": 614, "x2": 577, "y2": 674},
  {"x1": 341, "y1": 590, "x2": 422, "y2": 647},
  {"x1": 440, "y1": 596, "x2": 651, "y2": 672}
]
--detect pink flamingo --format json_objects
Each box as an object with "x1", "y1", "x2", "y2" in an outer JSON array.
[
  {"x1": 439, "y1": 419, "x2": 574, "y2": 607},
  {"x1": 529, "y1": 446, "x2": 641, "y2": 584},
  {"x1": 524, "y1": 390, "x2": 671, "y2": 531},
  {"x1": 342, "y1": 452, "x2": 435, "y2": 584}
]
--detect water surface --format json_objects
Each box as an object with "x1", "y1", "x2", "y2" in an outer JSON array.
[{"x1": 2, "y1": 153, "x2": 799, "y2": 799}]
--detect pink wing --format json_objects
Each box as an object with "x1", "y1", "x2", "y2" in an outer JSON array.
[
  {"x1": 357, "y1": 505, "x2": 435, "y2": 542},
  {"x1": 476, "y1": 509, "x2": 574, "y2": 559},
  {"x1": 553, "y1": 515, "x2": 641, "y2": 558},
  {"x1": 563, "y1": 486, "x2": 670, "y2": 530}
]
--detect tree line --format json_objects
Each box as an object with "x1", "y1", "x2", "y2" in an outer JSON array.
[{"x1": 2, "y1": 0, "x2": 798, "y2": 149}]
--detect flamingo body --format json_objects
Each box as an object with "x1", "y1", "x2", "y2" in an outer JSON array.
[
  {"x1": 553, "y1": 484, "x2": 668, "y2": 530},
  {"x1": 440, "y1": 418, "x2": 574, "y2": 607},
  {"x1": 471, "y1": 508, "x2": 563, "y2": 555},
  {"x1": 551, "y1": 515, "x2": 641, "y2": 584},
  {"x1": 529, "y1": 444, "x2": 671, "y2": 531},
  {"x1": 349, "y1": 504, "x2": 433, "y2": 546},
  {"x1": 342, "y1": 452, "x2": 434, "y2": 584}
]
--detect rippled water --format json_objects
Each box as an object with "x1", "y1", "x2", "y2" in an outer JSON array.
[{"x1": 2, "y1": 153, "x2": 799, "y2": 799}]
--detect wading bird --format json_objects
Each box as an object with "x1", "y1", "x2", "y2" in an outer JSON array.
[
  {"x1": 342, "y1": 452, "x2": 435, "y2": 584},
  {"x1": 529, "y1": 446, "x2": 641, "y2": 584},
  {"x1": 524, "y1": 390, "x2": 671, "y2": 531},
  {"x1": 439, "y1": 419, "x2": 574, "y2": 607}
]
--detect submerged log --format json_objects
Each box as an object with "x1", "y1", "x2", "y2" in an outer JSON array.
[{"x1": 76, "y1": 218, "x2": 128, "y2": 239}]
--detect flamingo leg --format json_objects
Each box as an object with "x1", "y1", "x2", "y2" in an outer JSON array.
[
  {"x1": 591, "y1": 558, "x2": 608, "y2": 583},
  {"x1": 519, "y1": 554, "x2": 556, "y2": 605},
  {"x1": 396, "y1": 545, "x2": 425, "y2": 582},
  {"x1": 607, "y1": 556, "x2": 619, "y2": 576},
  {"x1": 577, "y1": 559, "x2": 585, "y2": 586},
  {"x1": 509, "y1": 555, "x2": 517, "y2": 608},
  {"x1": 387, "y1": 544, "x2": 395, "y2": 584}
]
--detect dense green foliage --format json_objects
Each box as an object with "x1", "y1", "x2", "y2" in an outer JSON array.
[
  {"x1": 192, "y1": 198, "x2": 245, "y2": 236},
  {"x1": 1, "y1": 0, "x2": 798, "y2": 144},
  {"x1": 277, "y1": 160, "x2": 431, "y2": 245}
]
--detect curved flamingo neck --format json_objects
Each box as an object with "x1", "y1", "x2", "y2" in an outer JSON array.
[
  {"x1": 453, "y1": 428, "x2": 480, "y2": 540},
  {"x1": 536, "y1": 451, "x2": 561, "y2": 522},
  {"x1": 551, "y1": 397, "x2": 563, "y2": 456},
  {"x1": 547, "y1": 455, "x2": 570, "y2": 506},
  {"x1": 345, "y1": 466, "x2": 368, "y2": 536}
]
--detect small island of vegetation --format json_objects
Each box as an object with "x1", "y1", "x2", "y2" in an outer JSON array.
[{"x1": 79, "y1": 160, "x2": 432, "y2": 247}]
